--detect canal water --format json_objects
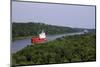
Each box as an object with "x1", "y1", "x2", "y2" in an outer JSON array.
[{"x1": 11, "y1": 32, "x2": 84, "y2": 53}]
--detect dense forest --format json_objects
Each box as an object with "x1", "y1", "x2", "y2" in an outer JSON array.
[
  {"x1": 12, "y1": 33, "x2": 96, "y2": 66},
  {"x1": 12, "y1": 22, "x2": 83, "y2": 40}
]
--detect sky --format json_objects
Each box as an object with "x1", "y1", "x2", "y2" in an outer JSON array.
[{"x1": 12, "y1": 1, "x2": 96, "y2": 29}]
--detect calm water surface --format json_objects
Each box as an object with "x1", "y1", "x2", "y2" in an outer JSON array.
[{"x1": 11, "y1": 32, "x2": 84, "y2": 53}]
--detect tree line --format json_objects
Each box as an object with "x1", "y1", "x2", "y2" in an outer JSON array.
[{"x1": 12, "y1": 22, "x2": 82, "y2": 38}]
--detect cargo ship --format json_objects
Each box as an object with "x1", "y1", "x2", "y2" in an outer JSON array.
[{"x1": 31, "y1": 30, "x2": 47, "y2": 43}]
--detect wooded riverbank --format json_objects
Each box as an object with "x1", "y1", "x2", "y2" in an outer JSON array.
[{"x1": 12, "y1": 33, "x2": 96, "y2": 66}]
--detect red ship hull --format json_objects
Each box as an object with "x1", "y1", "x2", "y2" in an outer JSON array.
[{"x1": 31, "y1": 37, "x2": 47, "y2": 43}]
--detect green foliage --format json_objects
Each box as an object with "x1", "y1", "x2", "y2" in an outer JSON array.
[
  {"x1": 12, "y1": 33, "x2": 96, "y2": 65},
  {"x1": 12, "y1": 22, "x2": 81, "y2": 39}
]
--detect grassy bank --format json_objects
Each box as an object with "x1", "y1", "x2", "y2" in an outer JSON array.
[
  {"x1": 12, "y1": 33, "x2": 96, "y2": 65},
  {"x1": 12, "y1": 36, "x2": 33, "y2": 41}
]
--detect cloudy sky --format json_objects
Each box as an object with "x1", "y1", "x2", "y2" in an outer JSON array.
[{"x1": 12, "y1": 1, "x2": 95, "y2": 29}]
